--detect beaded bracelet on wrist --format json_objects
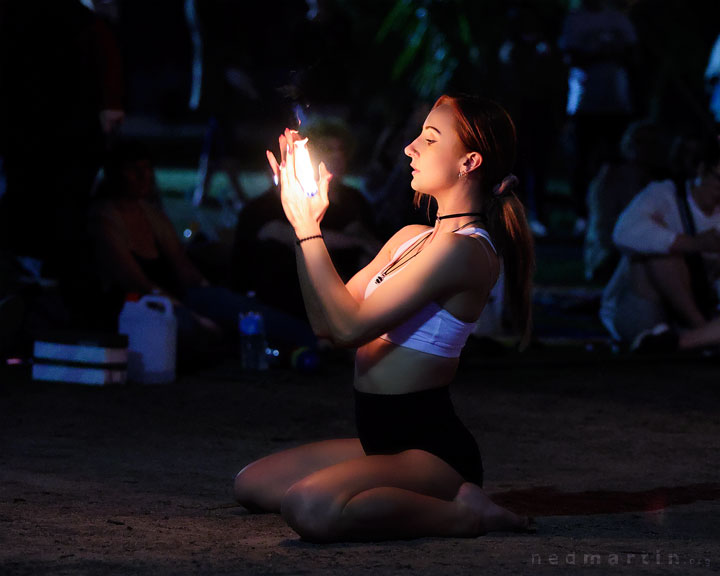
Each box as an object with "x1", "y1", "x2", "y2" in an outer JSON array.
[{"x1": 295, "y1": 234, "x2": 324, "y2": 246}]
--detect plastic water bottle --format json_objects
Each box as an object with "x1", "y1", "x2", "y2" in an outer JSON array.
[{"x1": 238, "y1": 311, "x2": 269, "y2": 371}]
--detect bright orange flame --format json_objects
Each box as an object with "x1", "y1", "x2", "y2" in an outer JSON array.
[{"x1": 293, "y1": 138, "x2": 318, "y2": 197}]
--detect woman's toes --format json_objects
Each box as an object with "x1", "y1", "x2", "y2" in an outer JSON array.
[{"x1": 454, "y1": 482, "x2": 532, "y2": 534}]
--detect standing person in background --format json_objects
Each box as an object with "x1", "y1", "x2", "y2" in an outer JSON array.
[
  {"x1": 234, "y1": 94, "x2": 535, "y2": 542},
  {"x1": 705, "y1": 33, "x2": 720, "y2": 128},
  {"x1": 559, "y1": 0, "x2": 640, "y2": 236},
  {"x1": 186, "y1": 0, "x2": 261, "y2": 208},
  {"x1": 497, "y1": 2, "x2": 567, "y2": 237},
  {"x1": 0, "y1": 0, "x2": 125, "y2": 328}
]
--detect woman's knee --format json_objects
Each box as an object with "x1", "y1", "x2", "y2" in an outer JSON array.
[
  {"x1": 233, "y1": 463, "x2": 271, "y2": 512},
  {"x1": 280, "y1": 479, "x2": 342, "y2": 542}
]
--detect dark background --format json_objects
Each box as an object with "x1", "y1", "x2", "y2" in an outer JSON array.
[
  {"x1": 1, "y1": 0, "x2": 718, "y2": 217},
  {"x1": 0, "y1": 0, "x2": 719, "y2": 349},
  {"x1": 113, "y1": 0, "x2": 719, "y2": 171}
]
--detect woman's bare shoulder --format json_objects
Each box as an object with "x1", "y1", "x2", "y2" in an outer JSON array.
[
  {"x1": 377, "y1": 224, "x2": 430, "y2": 259},
  {"x1": 345, "y1": 225, "x2": 432, "y2": 301},
  {"x1": 419, "y1": 229, "x2": 499, "y2": 287},
  {"x1": 398, "y1": 224, "x2": 433, "y2": 236},
  {"x1": 387, "y1": 224, "x2": 432, "y2": 246}
]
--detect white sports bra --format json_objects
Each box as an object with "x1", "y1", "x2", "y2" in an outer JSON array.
[{"x1": 364, "y1": 227, "x2": 497, "y2": 358}]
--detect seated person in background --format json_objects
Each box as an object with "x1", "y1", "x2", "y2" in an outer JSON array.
[
  {"x1": 599, "y1": 134, "x2": 720, "y2": 353},
  {"x1": 232, "y1": 117, "x2": 381, "y2": 320},
  {"x1": 584, "y1": 120, "x2": 668, "y2": 284},
  {"x1": 88, "y1": 140, "x2": 315, "y2": 368}
]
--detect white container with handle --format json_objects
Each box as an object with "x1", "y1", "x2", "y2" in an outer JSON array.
[{"x1": 118, "y1": 294, "x2": 177, "y2": 384}]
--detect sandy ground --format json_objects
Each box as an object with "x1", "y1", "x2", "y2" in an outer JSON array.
[{"x1": 1, "y1": 344, "x2": 719, "y2": 575}]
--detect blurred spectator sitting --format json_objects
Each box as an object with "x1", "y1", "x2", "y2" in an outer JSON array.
[
  {"x1": 584, "y1": 119, "x2": 668, "y2": 283},
  {"x1": 232, "y1": 117, "x2": 381, "y2": 320},
  {"x1": 88, "y1": 140, "x2": 316, "y2": 369},
  {"x1": 599, "y1": 133, "x2": 720, "y2": 353}
]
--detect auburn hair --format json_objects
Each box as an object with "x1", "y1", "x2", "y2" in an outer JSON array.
[{"x1": 420, "y1": 94, "x2": 535, "y2": 348}]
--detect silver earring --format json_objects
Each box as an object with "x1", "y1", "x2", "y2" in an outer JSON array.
[{"x1": 458, "y1": 170, "x2": 467, "y2": 178}]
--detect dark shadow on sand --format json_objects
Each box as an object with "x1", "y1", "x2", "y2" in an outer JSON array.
[{"x1": 492, "y1": 483, "x2": 720, "y2": 516}]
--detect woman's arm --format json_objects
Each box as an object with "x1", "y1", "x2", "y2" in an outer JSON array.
[
  {"x1": 613, "y1": 182, "x2": 682, "y2": 255},
  {"x1": 269, "y1": 129, "x2": 483, "y2": 346},
  {"x1": 294, "y1": 240, "x2": 331, "y2": 338},
  {"x1": 613, "y1": 181, "x2": 720, "y2": 256},
  {"x1": 259, "y1": 219, "x2": 375, "y2": 252},
  {"x1": 296, "y1": 230, "x2": 482, "y2": 347},
  {"x1": 669, "y1": 230, "x2": 720, "y2": 254},
  {"x1": 343, "y1": 225, "x2": 429, "y2": 301},
  {"x1": 296, "y1": 226, "x2": 413, "y2": 338}
]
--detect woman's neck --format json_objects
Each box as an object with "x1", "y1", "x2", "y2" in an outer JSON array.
[{"x1": 434, "y1": 198, "x2": 484, "y2": 233}]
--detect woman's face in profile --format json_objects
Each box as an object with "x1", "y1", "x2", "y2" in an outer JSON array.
[
  {"x1": 122, "y1": 159, "x2": 154, "y2": 199},
  {"x1": 403, "y1": 104, "x2": 467, "y2": 196}
]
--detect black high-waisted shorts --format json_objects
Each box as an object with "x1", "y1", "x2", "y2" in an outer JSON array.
[{"x1": 354, "y1": 386, "x2": 484, "y2": 486}]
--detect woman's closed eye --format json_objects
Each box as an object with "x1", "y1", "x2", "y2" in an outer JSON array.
[{"x1": 425, "y1": 139, "x2": 436, "y2": 145}]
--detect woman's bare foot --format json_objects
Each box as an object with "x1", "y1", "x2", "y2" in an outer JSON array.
[{"x1": 454, "y1": 482, "x2": 534, "y2": 535}]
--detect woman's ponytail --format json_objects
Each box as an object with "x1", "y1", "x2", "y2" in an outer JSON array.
[
  {"x1": 486, "y1": 186, "x2": 535, "y2": 350},
  {"x1": 432, "y1": 94, "x2": 536, "y2": 349}
]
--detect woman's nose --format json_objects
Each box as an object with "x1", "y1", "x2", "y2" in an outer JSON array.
[{"x1": 404, "y1": 141, "x2": 417, "y2": 158}]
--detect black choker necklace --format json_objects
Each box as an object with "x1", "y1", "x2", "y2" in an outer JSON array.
[
  {"x1": 372, "y1": 217, "x2": 486, "y2": 286},
  {"x1": 436, "y1": 211, "x2": 483, "y2": 220}
]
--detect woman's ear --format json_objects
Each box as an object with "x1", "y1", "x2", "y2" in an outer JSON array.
[{"x1": 464, "y1": 152, "x2": 483, "y2": 174}]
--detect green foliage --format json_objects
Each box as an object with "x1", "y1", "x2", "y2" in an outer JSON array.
[
  {"x1": 369, "y1": 0, "x2": 572, "y2": 101},
  {"x1": 374, "y1": 0, "x2": 485, "y2": 98}
]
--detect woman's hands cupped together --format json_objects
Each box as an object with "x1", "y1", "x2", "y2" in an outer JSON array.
[{"x1": 266, "y1": 128, "x2": 332, "y2": 239}]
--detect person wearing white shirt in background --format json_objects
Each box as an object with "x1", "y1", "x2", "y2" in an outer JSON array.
[{"x1": 599, "y1": 134, "x2": 720, "y2": 352}]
